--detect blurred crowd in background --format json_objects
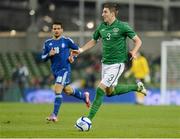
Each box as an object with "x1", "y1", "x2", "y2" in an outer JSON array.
[{"x1": 0, "y1": 52, "x2": 160, "y2": 102}]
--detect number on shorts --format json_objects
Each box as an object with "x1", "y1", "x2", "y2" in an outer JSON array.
[
  {"x1": 56, "y1": 76, "x2": 62, "y2": 83},
  {"x1": 108, "y1": 74, "x2": 114, "y2": 81}
]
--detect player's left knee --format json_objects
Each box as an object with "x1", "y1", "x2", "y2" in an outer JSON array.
[{"x1": 63, "y1": 85, "x2": 73, "y2": 95}]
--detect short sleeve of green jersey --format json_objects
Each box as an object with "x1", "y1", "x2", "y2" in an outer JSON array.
[
  {"x1": 123, "y1": 23, "x2": 136, "y2": 39},
  {"x1": 92, "y1": 24, "x2": 101, "y2": 41}
]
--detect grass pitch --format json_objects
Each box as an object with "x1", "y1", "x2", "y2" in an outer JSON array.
[{"x1": 0, "y1": 102, "x2": 180, "y2": 138}]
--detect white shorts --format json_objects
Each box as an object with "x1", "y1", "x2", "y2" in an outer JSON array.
[{"x1": 101, "y1": 63, "x2": 125, "y2": 87}]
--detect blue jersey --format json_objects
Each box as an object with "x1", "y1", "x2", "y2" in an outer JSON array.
[{"x1": 41, "y1": 36, "x2": 78, "y2": 85}]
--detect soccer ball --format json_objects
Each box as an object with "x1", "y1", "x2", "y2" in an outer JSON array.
[{"x1": 75, "y1": 116, "x2": 92, "y2": 131}]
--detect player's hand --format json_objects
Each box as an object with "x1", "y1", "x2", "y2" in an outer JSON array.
[
  {"x1": 68, "y1": 55, "x2": 74, "y2": 63},
  {"x1": 128, "y1": 52, "x2": 133, "y2": 61},
  {"x1": 49, "y1": 48, "x2": 56, "y2": 56},
  {"x1": 127, "y1": 52, "x2": 133, "y2": 68},
  {"x1": 71, "y1": 50, "x2": 80, "y2": 56},
  {"x1": 71, "y1": 48, "x2": 83, "y2": 56},
  {"x1": 129, "y1": 51, "x2": 137, "y2": 60}
]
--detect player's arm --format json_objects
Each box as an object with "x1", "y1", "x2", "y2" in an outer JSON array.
[
  {"x1": 124, "y1": 23, "x2": 142, "y2": 59},
  {"x1": 67, "y1": 37, "x2": 79, "y2": 63},
  {"x1": 41, "y1": 43, "x2": 49, "y2": 62},
  {"x1": 71, "y1": 24, "x2": 101, "y2": 56},
  {"x1": 129, "y1": 35, "x2": 142, "y2": 59},
  {"x1": 68, "y1": 50, "x2": 78, "y2": 63},
  {"x1": 79, "y1": 39, "x2": 97, "y2": 53},
  {"x1": 41, "y1": 43, "x2": 56, "y2": 62},
  {"x1": 71, "y1": 39, "x2": 97, "y2": 56}
]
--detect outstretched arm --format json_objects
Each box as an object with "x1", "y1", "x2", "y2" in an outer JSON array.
[{"x1": 71, "y1": 39, "x2": 97, "y2": 56}]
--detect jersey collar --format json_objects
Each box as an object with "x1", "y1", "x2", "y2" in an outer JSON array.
[
  {"x1": 105, "y1": 19, "x2": 118, "y2": 26},
  {"x1": 52, "y1": 35, "x2": 64, "y2": 40}
]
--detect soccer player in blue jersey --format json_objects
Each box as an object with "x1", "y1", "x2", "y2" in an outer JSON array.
[{"x1": 41, "y1": 22, "x2": 90, "y2": 122}]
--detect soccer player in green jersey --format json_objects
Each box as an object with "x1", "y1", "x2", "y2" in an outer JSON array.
[{"x1": 72, "y1": 3, "x2": 147, "y2": 120}]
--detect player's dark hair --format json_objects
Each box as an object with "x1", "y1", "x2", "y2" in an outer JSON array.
[
  {"x1": 103, "y1": 2, "x2": 119, "y2": 17},
  {"x1": 52, "y1": 21, "x2": 63, "y2": 28}
]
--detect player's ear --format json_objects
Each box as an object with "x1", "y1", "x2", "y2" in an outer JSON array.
[
  {"x1": 60, "y1": 25, "x2": 63, "y2": 31},
  {"x1": 61, "y1": 28, "x2": 64, "y2": 32}
]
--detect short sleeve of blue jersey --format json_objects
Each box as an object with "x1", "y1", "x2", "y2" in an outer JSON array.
[{"x1": 67, "y1": 37, "x2": 79, "y2": 50}]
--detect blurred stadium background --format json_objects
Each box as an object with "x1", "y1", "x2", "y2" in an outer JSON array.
[{"x1": 0, "y1": 0, "x2": 180, "y2": 105}]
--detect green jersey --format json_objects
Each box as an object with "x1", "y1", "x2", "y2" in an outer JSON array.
[{"x1": 93, "y1": 19, "x2": 136, "y2": 64}]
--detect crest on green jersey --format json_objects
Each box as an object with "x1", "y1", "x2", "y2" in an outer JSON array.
[{"x1": 113, "y1": 28, "x2": 119, "y2": 33}]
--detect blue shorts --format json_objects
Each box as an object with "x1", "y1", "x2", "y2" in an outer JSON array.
[{"x1": 53, "y1": 69, "x2": 71, "y2": 86}]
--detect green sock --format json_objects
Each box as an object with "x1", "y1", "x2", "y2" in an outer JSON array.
[
  {"x1": 88, "y1": 87, "x2": 105, "y2": 120},
  {"x1": 110, "y1": 84, "x2": 138, "y2": 96}
]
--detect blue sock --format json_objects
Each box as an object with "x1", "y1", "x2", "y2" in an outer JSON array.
[
  {"x1": 53, "y1": 94, "x2": 63, "y2": 116},
  {"x1": 72, "y1": 88, "x2": 85, "y2": 101}
]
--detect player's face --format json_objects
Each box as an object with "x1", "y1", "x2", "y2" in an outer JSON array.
[
  {"x1": 102, "y1": 8, "x2": 114, "y2": 24},
  {"x1": 52, "y1": 24, "x2": 63, "y2": 38}
]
